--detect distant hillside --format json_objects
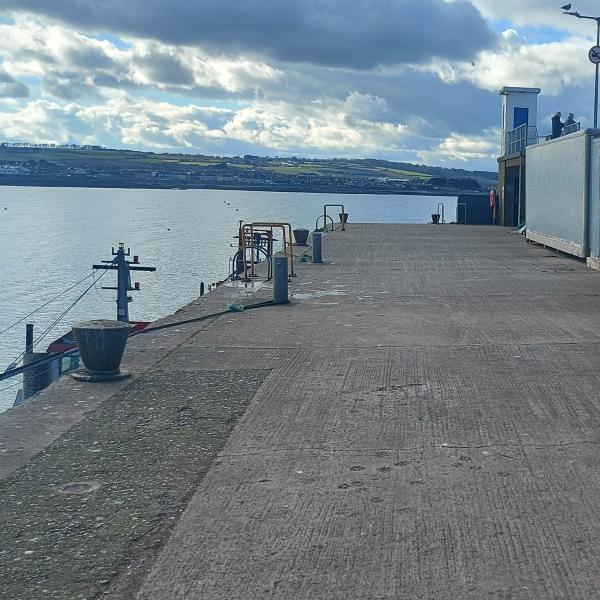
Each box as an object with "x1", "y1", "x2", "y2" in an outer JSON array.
[
  {"x1": 0, "y1": 143, "x2": 497, "y2": 194},
  {"x1": 355, "y1": 158, "x2": 497, "y2": 185},
  {"x1": 238, "y1": 155, "x2": 496, "y2": 185}
]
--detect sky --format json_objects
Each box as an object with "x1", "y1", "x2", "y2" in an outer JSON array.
[{"x1": 0, "y1": 0, "x2": 598, "y2": 170}]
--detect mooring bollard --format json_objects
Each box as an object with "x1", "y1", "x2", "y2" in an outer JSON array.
[
  {"x1": 293, "y1": 228, "x2": 310, "y2": 246},
  {"x1": 71, "y1": 320, "x2": 132, "y2": 382},
  {"x1": 273, "y1": 255, "x2": 289, "y2": 304},
  {"x1": 312, "y1": 231, "x2": 323, "y2": 264}
]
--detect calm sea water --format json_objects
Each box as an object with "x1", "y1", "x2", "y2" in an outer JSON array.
[{"x1": 0, "y1": 186, "x2": 456, "y2": 411}]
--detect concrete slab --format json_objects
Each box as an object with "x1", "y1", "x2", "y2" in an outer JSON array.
[
  {"x1": 0, "y1": 284, "x2": 258, "y2": 481},
  {"x1": 4, "y1": 224, "x2": 600, "y2": 600},
  {"x1": 0, "y1": 369, "x2": 268, "y2": 600},
  {"x1": 137, "y1": 445, "x2": 600, "y2": 600},
  {"x1": 134, "y1": 225, "x2": 600, "y2": 600}
]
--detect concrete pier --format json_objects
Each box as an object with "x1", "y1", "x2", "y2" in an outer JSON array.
[{"x1": 3, "y1": 224, "x2": 600, "y2": 599}]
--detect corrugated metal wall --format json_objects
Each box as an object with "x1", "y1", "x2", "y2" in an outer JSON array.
[{"x1": 526, "y1": 131, "x2": 592, "y2": 258}]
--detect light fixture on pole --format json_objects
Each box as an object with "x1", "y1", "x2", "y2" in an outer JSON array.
[{"x1": 563, "y1": 4, "x2": 600, "y2": 128}]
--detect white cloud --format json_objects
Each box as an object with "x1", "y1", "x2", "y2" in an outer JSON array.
[
  {"x1": 0, "y1": 70, "x2": 29, "y2": 98},
  {"x1": 0, "y1": 17, "x2": 283, "y2": 101},
  {"x1": 0, "y1": 89, "x2": 411, "y2": 157},
  {"x1": 74, "y1": 93, "x2": 232, "y2": 148},
  {"x1": 0, "y1": 100, "x2": 77, "y2": 143},
  {"x1": 419, "y1": 130, "x2": 499, "y2": 163},
  {"x1": 0, "y1": 8, "x2": 551, "y2": 169},
  {"x1": 472, "y1": 0, "x2": 599, "y2": 32},
  {"x1": 223, "y1": 94, "x2": 407, "y2": 154},
  {"x1": 426, "y1": 29, "x2": 592, "y2": 95}
]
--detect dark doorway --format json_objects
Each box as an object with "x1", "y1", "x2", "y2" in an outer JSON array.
[
  {"x1": 504, "y1": 166, "x2": 521, "y2": 227},
  {"x1": 512, "y1": 174, "x2": 520, "y2": 226},
  {"x1": 514, "y1": 107, "x2": 529, "y2": 129}
]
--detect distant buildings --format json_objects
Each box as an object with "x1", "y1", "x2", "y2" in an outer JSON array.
[
  {"x1": 0, "y1": 144, "x2": 491, "y2": 194},
  {"x1": 0, "y1": 142, "x2": 103, "y2": 150},
  {"x1": 0, "y1": 164, "x2": 31, "y2": 175}
]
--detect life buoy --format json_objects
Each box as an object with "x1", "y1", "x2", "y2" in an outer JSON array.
[{"x1": 489, "y1": 189, "x2": 496, "y2": 209}]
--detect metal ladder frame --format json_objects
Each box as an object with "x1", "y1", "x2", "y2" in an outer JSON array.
[
  {"x1": 242, "y1": 222, "x2": 295, "y2": 277},
  {"x1": 323, "y1": 204, "x2": 346, "y2": 231}
]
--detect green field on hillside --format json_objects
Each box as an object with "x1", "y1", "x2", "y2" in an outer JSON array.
[
  {"x1": 249, "y1": 162, "x2": 431, "y2": 179},
  {"x1": 0, "y1": 146, "x2": 494, "y2": 184}
]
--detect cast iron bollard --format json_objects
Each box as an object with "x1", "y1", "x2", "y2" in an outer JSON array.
[
  {"x1": 293, "y1": 228, "x2": 310, "y2": 246},
  {"x1": 312, "y1": 231, "x2": 323, "y2": 263},
  {"x1": 273, "y1": 256, "x2": 289, "y2": 304},
  {"x1": 71, "y1": 320, "x2": 132, "y2": 382}
]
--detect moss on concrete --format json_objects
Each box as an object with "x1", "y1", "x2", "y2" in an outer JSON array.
[{"x1": 0, "y1": 369, "x2": 268, "y2": 600}]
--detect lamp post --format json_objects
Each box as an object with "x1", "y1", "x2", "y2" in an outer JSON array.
[{"x1": 563, "y1": 5, "x2": 600, "y2": 128}]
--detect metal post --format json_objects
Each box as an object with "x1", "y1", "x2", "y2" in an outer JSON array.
[
  {"x1": 437, "y1": 203, "x2": 445, "y2": 224},
  {"x1": 564, "y1": 11, "x2": 600, "y2": 128},
  {"x1": 23, "y1": 352, "x2": 50, "y2": 400},
  {"x1": 312, "y1": 231, "x2": 323, "y2": 263},
  {"x1": 517, "y1": 161, "x2": 523, "y2": 227},
  {"x1": 200, "y1": 282, "x2": 205, "y2": 296},
  {"x1": 93, "y1": 243, "x2": 156, "y2": 323},
  {"x1": 595, "y1": 19, "x2": 599, "y2": 128},
  {"x1": 116, "y1": 244, "x2": 130, "y2": 322},
  {"x1": 27, "y1": 318, "x2": 59, "y2": 385},
  {"x1": 25, "y1": 323, "x2": 34, "y2": 354},
  {"x1": 23, "y1": 323, "x2": 50, "y2": 400},
  {"x1": 273, "y1": 256, "x2": 289, "y2": 304}
]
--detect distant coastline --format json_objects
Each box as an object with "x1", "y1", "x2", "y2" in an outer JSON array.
[
  {"x1": 0, "y1": 144, "x2": 495, "y2": 197},
  {"x1": 0, "y1": 176, "x2": 459, "y2": 196}
]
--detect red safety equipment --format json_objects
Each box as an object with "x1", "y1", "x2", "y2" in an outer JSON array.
[{"x1": 489, "y1": 189, "x2": 496, "y2": 209}]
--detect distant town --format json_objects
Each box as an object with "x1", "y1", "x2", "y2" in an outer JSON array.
[{"x1": 0, "y1": 142, "x2": 497, "y2": 195}]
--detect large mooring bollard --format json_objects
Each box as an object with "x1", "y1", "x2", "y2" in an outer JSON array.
[
  {"x1": 71, "y1": 320, "x2": 132, "y2": 382},
  {"x1": 273, "y1": 255, "x2": 289, "y2": 304},
  {"x1": 293, "y1": 228, "x2": 310, "y2": 246},
  {"x1": 312, "y1": 231, "x2": 323, "y2": 264}
]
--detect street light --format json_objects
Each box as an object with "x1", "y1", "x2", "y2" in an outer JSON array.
[{"x1": 563, "y1": 5, "x2": 600, "y2": 128}]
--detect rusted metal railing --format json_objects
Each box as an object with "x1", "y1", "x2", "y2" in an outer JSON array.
[
  {"x1": 229, "y1": 245, "x2": 273, "y2": 281},
  {"x1": 242, "y1": 222, "x2": 295, "y2": 278},
  {"x1": 324, "y1": 204, "x2": 346, "y2": 231},
  {"x1": 315, "y1": 214, "x2": 335, "y2": 232}
]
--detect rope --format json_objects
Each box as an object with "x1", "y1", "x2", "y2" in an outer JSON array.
[
  {"x1": 131, "y1": 300, "x2": 276, "y2": 337},
  {"x1": 0, "y1": 271, "x2": 95, "y2": 338},
  {"x1": 2, "y1": 300, "x2": 277, "y2": 383},
  {"x1": 33, "y1": 266, "x2": 113, "y2": 351},
  {"x1": 4, "y1": 260, "x2": 115, "y2": 371},
  {"x1": 0, "y1": 358, "x2": 73, "y2": 402},
  {"x1": 92, "y1": 270, "x2": 113, "y2": 303},
  {"x1": 0, "y1": 378, "x2": 23, "y2": 394}
]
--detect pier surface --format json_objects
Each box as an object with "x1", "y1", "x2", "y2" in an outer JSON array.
[{"x1": 2, "y1": 224, "x2": 600, "y2": 599}]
